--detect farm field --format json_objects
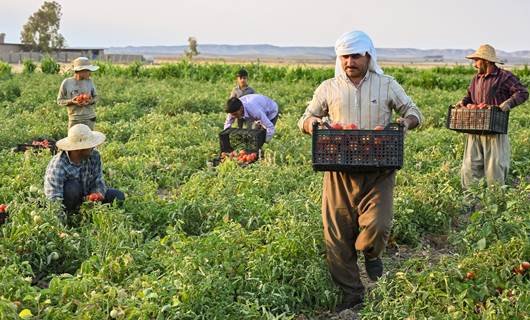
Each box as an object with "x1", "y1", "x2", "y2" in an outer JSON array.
[{"x1": 0, "y1": 60, "x2": 529, "y2": 319}]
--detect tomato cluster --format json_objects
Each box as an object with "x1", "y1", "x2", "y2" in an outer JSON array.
[
  {"x1": 459, "y1": 102, "x2": 490, "y2": 110},
  {"x1": 32, "y1": 139, "x2": 50, "y2": 148},
  {"x1": 220, "y1": 150, "x2": 258, "y2": 164},
  {"x1": 74, "y1": 93, "x2": 91, "y2": 104},
  {"x1": 329, "y1": 122, "x2": 385, "y2": 131}
]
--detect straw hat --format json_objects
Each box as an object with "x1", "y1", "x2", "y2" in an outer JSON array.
[
  {"x1": 56, "y1": 124, "x2": 106, "y2": 151},
  {"x1": 465, "y1": 44, "x2": 503, "y2": 64},
  {"x1": 72, "y1": 57, "x2": 99, "y2": 72}
]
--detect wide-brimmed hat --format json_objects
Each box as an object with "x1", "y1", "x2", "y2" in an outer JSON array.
[
  {"x1": 56, "y1": 124, "x2": 106, "y2": 151},
  {"x1": 465, "y1": 44, "x2": 503, "y2": 64},
  {"x1": 72, "y1": 57, "x2": 99, "y2": 72}
]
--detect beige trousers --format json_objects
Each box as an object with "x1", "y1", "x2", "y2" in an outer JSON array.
[{"x1": 461, "y1": 134, "x2": 510, "y2": 189}]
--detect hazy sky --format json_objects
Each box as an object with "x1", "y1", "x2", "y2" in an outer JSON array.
[{"x1": 2, "y1": 0, "x2": 529, "y2": 51}]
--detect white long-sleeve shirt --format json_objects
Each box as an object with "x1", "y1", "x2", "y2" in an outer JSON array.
[
  {"x1": 298, "y1": 72, "x2": 423, "y2": 131},
  {"x1": 224, "y1": 94, "x2": 279, "y2": 141}
]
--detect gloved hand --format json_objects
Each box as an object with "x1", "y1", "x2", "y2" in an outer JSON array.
[{"x1": 499, "y1": 101, "x2": 511, "y2": 112}]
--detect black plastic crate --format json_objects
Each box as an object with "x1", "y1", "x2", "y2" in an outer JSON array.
[
  {"x1": 312, "y1": 123, "x2": 404, "y2": 172},
  {"x1": 219, "y1": 128, "x2": 266, "y2": 153},
  {"x1": 446, "y1": 105, "x2": 508, "y2": 134},
  {"x1": 12, "y1": 138, "x2": 57, "y2": 155}
]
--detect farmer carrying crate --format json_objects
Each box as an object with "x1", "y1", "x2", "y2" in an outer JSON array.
[
  {"x1": 454, "y1": 45, "x2": 528, "y2": 190},
  {"x1": 298, "y1": 30, "x2": 423, "y2": 312},
  {"x1": 224, "y1": 94, "x2": 279, "y2": 142},
  {"x1": 57, "y1": 57, "x2": 99, "y2": 130}
]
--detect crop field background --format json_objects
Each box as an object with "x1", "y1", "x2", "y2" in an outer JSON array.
[{"x1": 0, "y1": 60, "x2": 529, "y2": 319}]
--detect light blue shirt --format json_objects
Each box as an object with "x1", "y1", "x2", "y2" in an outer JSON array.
[{"x1": 224, "y1": 94, "x2": 279, "y2": 141}]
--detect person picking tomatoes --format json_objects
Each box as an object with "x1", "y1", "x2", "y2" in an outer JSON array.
[
  {"x1": 455, "y1": 45, "x2": 528, "y2": 190},
  {"x1": 57, "y1": 57, "x2": 100, "y2": 130},
  {"x1": 44, "y1": 124, "x2": 125, "y2": 214},
  {"x1": 298, "y1": 30, "x2": 423, "y2": 312},
  {"x1": 224, "y1": 94, "x2": 279, "y2": 142}
]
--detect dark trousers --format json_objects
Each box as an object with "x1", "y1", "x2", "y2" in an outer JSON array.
[
  {"x1": 63, "y1": 179, "x2": 125, "y2": 212},
  {"x1": 322, "y1": 170, "x2": 395, "y2": 297}
]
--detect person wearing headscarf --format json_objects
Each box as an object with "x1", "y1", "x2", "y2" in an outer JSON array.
[
  {"x1": 298, "y1": 30, "x2": 423, "y2": 312},
  {"x1": 455, "y1": 44, "x2": 528, "y2": 192}
]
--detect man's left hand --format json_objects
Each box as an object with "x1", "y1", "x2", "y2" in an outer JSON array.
[
  {"x1": 396, "y1": 117, "x2": 411, "y2": 134},
  {"x1": 499, "y1": 101, "x2": 511, "y2": 112},
  {"x1": 396, "y1": 116, "x2": 419, "y2": 134}
]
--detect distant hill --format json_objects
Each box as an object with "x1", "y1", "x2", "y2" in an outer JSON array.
[{"x1": 105, "y1": 44, "x2": 530, "y2": 64}]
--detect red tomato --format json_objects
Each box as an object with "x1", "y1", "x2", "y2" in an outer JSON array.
[
  {"x1": 466, "y1": 271, "x2": 476, "y2": 280},
  {"x1": 344, "y1": 123, "x2": 358, "y2": 130},
  {"x1": 88, "y1": 192, "x2": 104, "y2": 202},
  {"x1": 0, "y1": 204, "x2": 7, "y2": 213},
  {"x1": 522, "y1": 261, "x2": 530, "y2": 270},
  {"x1": 330, "y1": 123, "x2": 343, "y2": 130}
]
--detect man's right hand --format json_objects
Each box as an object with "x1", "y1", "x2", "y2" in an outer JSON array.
[
  {"x1": 455, "y1": 100, "x2": 466, "y2": 108},
  {"x1": 303, "y1": 116, "x2": 321, "y2": 135},
  {"x1": 86, "y1": 192, "x2": 104, "y2": 202}
]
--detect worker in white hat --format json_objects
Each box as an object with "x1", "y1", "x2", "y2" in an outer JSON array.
[
  {"x1": 44, "y1": 124, "x2": 125, "y2": 213},
  {"x1": 57, "y1": 57, "x2": 100, "y2": 130},
  {"x1": 298, "y1": 30, "x2": 423, "y2": 312},
  {"x1": 456, "y1": 44, "x2": 528, "y2": 194}
]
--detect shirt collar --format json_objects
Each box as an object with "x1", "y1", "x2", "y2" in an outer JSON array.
[
  {"x1": 63, "y1": 150, "x2": 91, "y2": 166},
  {"x1": 479, "y1": 66, "x2": 500, "y2": 78},
  {"x1": 339, "y1": 70, "x2": 371, "y2": 87}
]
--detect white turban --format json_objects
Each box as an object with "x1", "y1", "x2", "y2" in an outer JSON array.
[{"x1": 334, "y1": 30, "x2": 384, "y2": 77}]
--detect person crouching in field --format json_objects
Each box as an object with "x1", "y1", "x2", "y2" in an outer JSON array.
[
  {"x1": 44, "y1": 124, "x2": 125, "y2": 213},
  {"x1": 455, "y1": 44, "x2": 528, "y2": 192},
  {"x1": 57, "y1": 57, "x2": 99, "y2": 130},
  {"x1": 224, "y1": 94, "x2": 279, "y2": 142},
  {"x1": 299, "y1": 30, "x2": 423, "y2": 312}
]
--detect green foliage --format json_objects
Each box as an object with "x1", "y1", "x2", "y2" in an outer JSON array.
[
  {"x1": 40, "y1": 55, "x2": 60, "y2": 74},
  {"x1": 0, "y1": 60, "x2": 12, "y2": 80},
  {"x1": 20, "y1": 1, "x2": 65, "y2": 52},
  {"x1": 0, "y1": 64, "x2": 528, "y2": 319},
  {"x1": 22, "y1": 59, "x2": 37, "y2": 74},
  {"x1": 184, "y1": 36, "x2": 199, "y2": 60},
  {"x1": 0, "y1": 79, "x2": 21, "y2": 102}
]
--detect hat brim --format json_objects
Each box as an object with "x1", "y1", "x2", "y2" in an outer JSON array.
[
  {"x1": 73, "y1": 65, "x2": 99, "y2": 72},
  {"x1": 465, "y1": 53, "x2": 503, "y2": 64},
  {"x1": 56, "y1": 131, "x2": 106, "y2": 151}
]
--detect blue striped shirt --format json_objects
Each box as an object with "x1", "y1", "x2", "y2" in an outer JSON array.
[{"x1": 44, "y1": 150, "x2": 107, "y2": 200}]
